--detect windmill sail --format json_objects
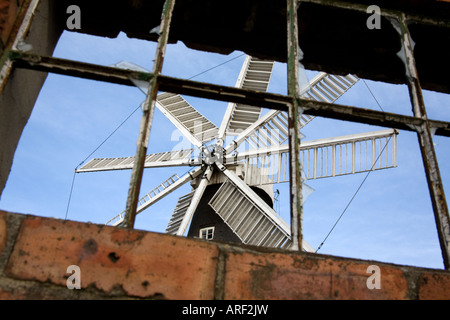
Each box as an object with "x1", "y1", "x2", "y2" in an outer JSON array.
[
  {"x1": 165, "y1": 191, "x2": 195, "y2": 235},
  {"x1": 236, "y1": 129, "x2": 398, "y2": 185},
  {"x1": 156, "y1": 92, "x2": 218, "y2": 146},
  {"x1": 223, "y1": 71, "x2": 359, "y2": 155},
  {"x1": 105, "y1": 167, "x2": 204, "y2": 226},
  {"x1": 76, "y1": 149, "x2": 195, "y2": 173},
  {"x1": 227, "y1": 110, "x2": 312, "y2": 152},
  {"x1": 112, "y1": 60, "x2": 219, "y2": 147},
  {"x1": 219, "y1": 56, "x2": 274, "y2": 138},
  {"x1": 208, "y1": 179, "x2": 314, "y2": 252},
  {"x1": 174, "y1": 166, "x2": 215, "y2": 236},
  {"x1": 301, "y1": 73, "x2": 359, "y2": 103}
]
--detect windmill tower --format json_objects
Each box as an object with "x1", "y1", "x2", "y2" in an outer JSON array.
[{"x1": 76, "y1": 55, "x2": 398, "y2": 252}]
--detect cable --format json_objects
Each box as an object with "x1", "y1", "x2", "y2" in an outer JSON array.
[
  {"x1": 187, "y1": 53, "x2": 245, "y2": 80},
  {"x1": 64, "y1": 104, "x2": 141, "y2": 220},
  {"x1": 78, "y1": 105, "x2": 141, "y2": 168},
  {"x1": 315, "y1": 136, "x2": 392, "y2": 253},
  {"x1": 64, "y1": 105, "x2": 141, "y2": 220},
  {"x1": 362, "y1": 79, "x2": 384, "y2": 112},
  {"x1": 315, "y1": 79, "x2": 389, "y2": 252},
  {"x1": 64, "y1": 170, "x2": 77, "y2": 220}
]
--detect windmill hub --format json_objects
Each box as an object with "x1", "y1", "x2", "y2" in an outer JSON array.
[{"x1": 199, "y1": 144, "x2": 224, "y2": 165}]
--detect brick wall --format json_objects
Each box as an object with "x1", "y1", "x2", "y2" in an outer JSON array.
[{"x1": 0, "y1": 210, "x2": 449, "y2": 300}]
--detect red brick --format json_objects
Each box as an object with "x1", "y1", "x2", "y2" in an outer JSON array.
[
  {"x1": 0, "y1": 211, "x2": 6, "y2": 255},
  {"x1": 5, "y1": 216, "x2": 219, "y2": 299},
  {"x1": 418, "y1": 272, "x2": 450, "y2": 300},
  {"x1": 224, "y1": 251, "x2": 409, "y2": 300}
]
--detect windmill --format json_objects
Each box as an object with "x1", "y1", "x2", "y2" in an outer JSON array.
[{"x1": 76, "y1": 55, "x2": 398, "y2": 252}]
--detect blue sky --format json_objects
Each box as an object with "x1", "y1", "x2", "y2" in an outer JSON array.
[{"x1": 1, "y1": 30, "x2": 449, "y2": 270}]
